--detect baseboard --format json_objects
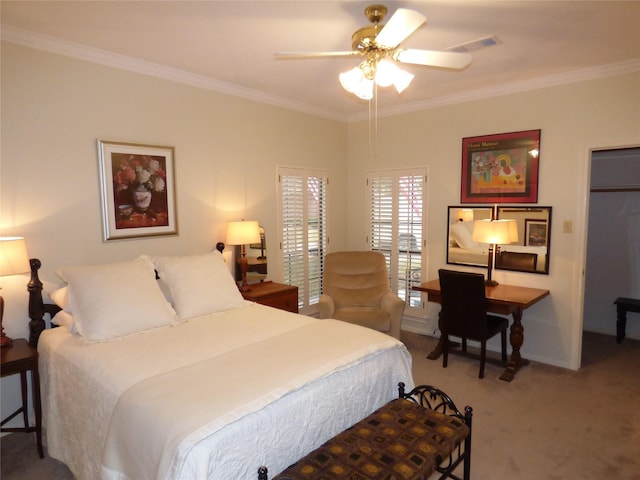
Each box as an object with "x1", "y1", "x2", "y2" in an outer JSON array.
[{"x1": 401, "y1": 315, "x2": 437, "y2": 336}]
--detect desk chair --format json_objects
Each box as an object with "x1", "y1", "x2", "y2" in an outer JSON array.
[
  {"x1": 438, "y1": 269, "x2": 509, "y2": 378},
  {"x1": 318, "y1": 251, "x2": 405, "y2": 339},
  {"x1": 496, "y1": 251, "x2": 538, "y2": 272}
]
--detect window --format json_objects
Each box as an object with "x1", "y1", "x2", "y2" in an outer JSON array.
[
  {"x1": 277, "y1": 166, "x2": 328, "y2": 313},
  {"x1": 368, "y1": 168, "x2": 427, "y2": 317}
]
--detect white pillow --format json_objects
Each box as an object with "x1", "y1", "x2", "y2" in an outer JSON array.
[
  {"x1": 56, "y1": 256, "x2": 177, "y2": 342},
  {"x1": 450, "y1": 222, "x2": 479, "y2": 249},
  {"x1": 52, "y1": 310, "x2": 79, "y2": 335},
  {"x1": 149, "y1": 251, "x2": 246, "y2": 321},
  {"x1": 49, "y1": 286, "x2": 70, "y2": 312}
]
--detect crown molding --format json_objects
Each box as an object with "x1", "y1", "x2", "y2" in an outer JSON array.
[
  {"x1": 1, "y1": 25, "x2": 348, "y2": 123},
  {"x1": 348, "y1": 59, "x2": 640, "y2": 123},
  {"x1": 3, "y1": 25, "x2": 638, "y2": 125}
]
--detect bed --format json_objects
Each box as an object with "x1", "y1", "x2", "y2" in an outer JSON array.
[{"x1": 32, "y1": 250, "x2": 414, "y2": 480}]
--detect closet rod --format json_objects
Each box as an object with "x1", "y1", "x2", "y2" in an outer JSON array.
[{"x1": 590, "y1": 185, "x2": 640, "y2": 193}]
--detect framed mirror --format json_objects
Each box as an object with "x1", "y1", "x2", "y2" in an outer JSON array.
[
  {"x1": 446, "y1": 206, "x2": 493, "y2": 268},
  {"x1": 446, "y1": 206, "x2": 552, "y2": 274},
  {"x1": 495, "y1": 206, "x2": 552, "y2": 274}
]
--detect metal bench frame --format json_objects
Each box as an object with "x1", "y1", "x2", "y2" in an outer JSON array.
[{"x1": 258, "y1": 382, "x2": 473, "y2": 480}]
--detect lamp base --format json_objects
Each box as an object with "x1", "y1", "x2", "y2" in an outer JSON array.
[
  {"x1": 0, "y1": 296, "x2": 12, "y2": 348},
  {"x1": 485, "y1": 279, "x2": 499, "y2": 286},
  {"x1": 0, "y1": 333, "x2": 12, "y2": 348}
]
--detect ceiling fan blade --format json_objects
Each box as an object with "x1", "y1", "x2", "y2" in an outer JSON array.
[
  {"x1": 274, "y1": 51, "x2": 361, "y2": 60},
  {"x1": 394, "y1": 49, "x2": 472, "y2": 69},
  {"x1": 375, "y1": 8, "x2": 427, "y2": 49}
]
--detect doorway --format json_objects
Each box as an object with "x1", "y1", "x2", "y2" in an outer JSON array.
[{"x1": 583, "y1": 147, "x2": 640, "y2": 343}]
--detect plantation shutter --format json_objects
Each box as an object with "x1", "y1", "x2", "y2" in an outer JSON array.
[
  {"x1": 278, "y1": 167, "x2": 328, "y2": 313},
  {"x1": 368, "y1": 168, "x2": 427, "y2": 317}
]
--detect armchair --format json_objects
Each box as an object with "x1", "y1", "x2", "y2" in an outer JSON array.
[{"x1": 318, "y1": 251, "x2": 405, "y2": 339}]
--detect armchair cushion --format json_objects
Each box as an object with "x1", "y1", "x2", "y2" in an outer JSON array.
[
  {"x1": 322, "y1": 251, "x2": 391, "y2": 308},
  {"x1": 320, "y1": 251, "x2": 405, "y2": 339}
]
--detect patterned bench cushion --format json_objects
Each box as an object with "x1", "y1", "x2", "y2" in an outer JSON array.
[{"x1": 274, "y1": 397, "x2": 470, "y2": 479}]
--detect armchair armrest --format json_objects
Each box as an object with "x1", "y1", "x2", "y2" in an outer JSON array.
[
  {"x1": 380, "y1": 292, "x2": 406, "y2": 339},
  {"x1": 317, "y1": 294, "x2": 335, "y2": 319}
]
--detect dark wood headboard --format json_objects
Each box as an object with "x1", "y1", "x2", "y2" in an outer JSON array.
[
  {"x1": 28, "y1": 258, "x2": 61, "y2": 348},
  {"x1": 28, "y1": 244, "x2": 226, "y2": 347}
]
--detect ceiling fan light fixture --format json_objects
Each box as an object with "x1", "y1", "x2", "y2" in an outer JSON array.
[
  {"x1": 392, "y1": 68, "x2": 414, "y2": 93},
  {"x1": 354, "y1": 77, "x2": 374, "y2": 100},
  {"x1": 374, "y1": 58, "x2": 398, "y2": 87},
  {"x1": 339, "y1": 66, "x2": 374, "y2": 100},
  {"x1": 339, "y1": 66, "x2": 364, "y2": 92}
]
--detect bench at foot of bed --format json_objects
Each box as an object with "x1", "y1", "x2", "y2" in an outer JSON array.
[{"x1": 258, "y1": 382, "x2": 472, "y2": 480}]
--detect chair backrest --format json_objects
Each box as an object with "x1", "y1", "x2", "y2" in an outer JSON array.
[
  {"x1": 323, "y1": 251, "x2": 391, "y2": 308},
  {"x1": 496, "y1": 251, "x2": 538, "y2": 272},
  {"x1": 438, "y1": 269, "x2": 489, "y2": 340}
]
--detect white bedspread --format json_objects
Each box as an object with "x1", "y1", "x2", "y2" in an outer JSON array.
[{"x1": 39, "y1": 303, "x2": 413, "y2": 480}]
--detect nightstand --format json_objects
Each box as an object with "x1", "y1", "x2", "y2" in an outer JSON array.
[
  {"x1": 241, "y1": 281, "x2": 299, "y2": 313},
  {"x1": 1, "y1": 338, "x2": 43, "y2": 458}
]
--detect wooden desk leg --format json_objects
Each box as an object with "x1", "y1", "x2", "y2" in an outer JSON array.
[
  {"x1": 500, "y1": 308, "x2": 530, "y2": 382},
  {"x1": 32, "y1": 366, "x2": 44, "y2": 458},
  {"x1": 427, "y1": 338, "x2": 446, "y2": 360},
  {"x1": 427, "y1": 312, "x2": 445, "y2": 360}
]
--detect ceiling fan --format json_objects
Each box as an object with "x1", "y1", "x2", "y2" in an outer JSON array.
[{"x1": 275, "y1": 4, "x2": 473, "y2": 100}]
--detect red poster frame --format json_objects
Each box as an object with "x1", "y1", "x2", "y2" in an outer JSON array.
[{"x1": 461, "y1": 130, "x2": 540, "y2": 203}]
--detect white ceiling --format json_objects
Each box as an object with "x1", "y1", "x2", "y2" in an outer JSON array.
[{"x1": 2, "y1": 1, "x2": 639, "y2": 121}]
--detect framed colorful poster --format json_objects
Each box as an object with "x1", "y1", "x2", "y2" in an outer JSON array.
[
  {"x1": 460, "y1": 130, "x2": 541, "y2": 203},
  {"x1": 98, "y1": 140, "x2": 178, "y2": 241}
]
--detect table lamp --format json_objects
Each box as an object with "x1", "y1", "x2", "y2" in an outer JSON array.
[
  {"x1": 226, "y1": 220, "x2": 261, "y2": 292},
  {"x1": 456, "y1": 209, "x2": 474, "y2": 223},
  {"x1": 0, "y1": 237, "x2": 31, "y2": 348},
  {"x1": 472, "y1": 219, "x2": 518, "y2": 286}
]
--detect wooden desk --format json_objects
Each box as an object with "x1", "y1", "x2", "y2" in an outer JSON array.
[{"x1": 413, "y1": 279, "x2": 550, "y2": 381}]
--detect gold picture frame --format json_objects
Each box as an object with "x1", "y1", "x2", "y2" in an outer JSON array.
[{"x1": 98, "y1": 140, "x2": 178, "y2": 241}]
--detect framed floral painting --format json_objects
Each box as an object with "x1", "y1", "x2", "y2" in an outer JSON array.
[
  {"x1": 98, "y1": 140, "x2": 178, "y2": 240},
  {"x1": 460, "y1": 130, "x2": 541, "y2": 203}
]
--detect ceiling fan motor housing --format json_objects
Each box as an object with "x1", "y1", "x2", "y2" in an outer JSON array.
[{"x1": 352, "y1": 4, "x2": 389, "y2": 52}]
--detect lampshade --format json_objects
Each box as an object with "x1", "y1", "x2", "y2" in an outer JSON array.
[
  {"x1": 0, "y1": 237, "x2": 30, "y2": 277},
  {"x1": 226, "y1": 221, "x2": 261, "y2": 246},
  {"x1": 472, "y1": 220, "x2": 518, "y2": 245},
  {"x1": 457, "y1": 209, "x2": 474, "y2": 223}
]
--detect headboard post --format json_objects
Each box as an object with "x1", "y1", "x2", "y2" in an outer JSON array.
[{"x1": 27, "y1": 258, "x2": 45, "y2": 348}]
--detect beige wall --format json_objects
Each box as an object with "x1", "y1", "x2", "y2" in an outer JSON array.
[
  {"x1": 345, "y1": 72, "x2": 640, "y2": 369},
  {"x1": 0, "y1": 42, "x2": 348, "y2": 422},
  {"x1": 1, "y1": 40, "x2": 639, "y2": 422}
]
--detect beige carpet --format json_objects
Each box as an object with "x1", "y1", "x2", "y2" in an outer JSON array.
[{"x1": 1, "y1": 331, "x2": 639, "y2": 480}]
